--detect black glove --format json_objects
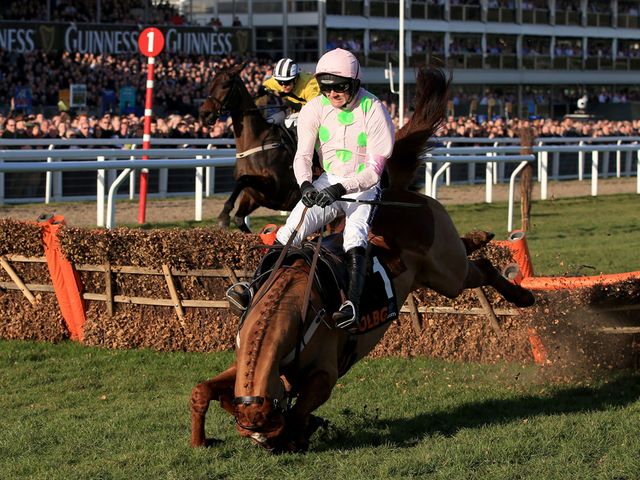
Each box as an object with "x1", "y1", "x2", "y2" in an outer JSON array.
[
  {"x1": 315, "y1": 183, "x2": 346, "y2": 208},
  {"x1": 300, "y1": 181, "x2": 318, "y2": 208},
  {"x1": 256, "y1": 85, "x2": 268, "y2": 97}
]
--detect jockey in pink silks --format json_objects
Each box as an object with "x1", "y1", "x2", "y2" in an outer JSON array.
[{"x1": 274, "y1": 48, "x2": 395, "y2": 332}]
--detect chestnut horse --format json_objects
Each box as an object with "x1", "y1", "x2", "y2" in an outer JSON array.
[
  {"x1": 190, "y1": 67, "x2": 535, "y2": 452},
  {"x1": 200, "y1": 64, "x2": 300, "y2": 233}
]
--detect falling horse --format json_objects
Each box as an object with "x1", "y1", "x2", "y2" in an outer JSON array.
[
  {"x1": 190, "y1": 67, "x2": 536, "y2": 452},
  {"x1": 200, "y1": 64, "x2": 300, "y2": 233}
]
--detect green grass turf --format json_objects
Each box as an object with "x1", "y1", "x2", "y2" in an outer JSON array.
[{"x1": 2, "y1": 340, "x2": 640, "y2": 479}]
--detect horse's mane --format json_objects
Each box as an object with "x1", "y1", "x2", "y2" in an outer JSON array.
[
  {"x1": 386, "y1": 66, "x2": 451, "y2": 190},
  {"x1": 240, "y1": 267, "x2": 297, "y2": 391}
]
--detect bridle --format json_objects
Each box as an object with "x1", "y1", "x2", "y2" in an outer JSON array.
[
  {"x1": 205, "y1": 73, "x2": 241, "y2": 119},
  {"x1": 232, "y1": 394, "x2": 290, "y2": 433}
]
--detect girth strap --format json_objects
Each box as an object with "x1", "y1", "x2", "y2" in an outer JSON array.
[{"x1": 236, "y1": 142, "x2": 281, "y2": 158}]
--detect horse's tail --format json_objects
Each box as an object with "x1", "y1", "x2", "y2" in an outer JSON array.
[{"x1": 386, "y1": 65, "x2": 451, "y2": 190}]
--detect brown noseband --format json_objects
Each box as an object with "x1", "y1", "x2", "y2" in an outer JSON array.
[{"x1": 233, "y1": 395, "x2": 287, "y2": 433}]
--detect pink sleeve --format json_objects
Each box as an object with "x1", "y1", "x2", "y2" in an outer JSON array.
[
  {"x1": 341, "y1": 102, "x2": 395, "y2": 193},
  {"x1": 292, "y1": 101, "x2": 320, "y2": 185}
]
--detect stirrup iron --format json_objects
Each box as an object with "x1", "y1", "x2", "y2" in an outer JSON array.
[
  {"x1": 333, "y1": 301, "x2": 358, "y2": 331},
  {"x1": 226, "y1": 282, "x2": 253, "y2": 316}
]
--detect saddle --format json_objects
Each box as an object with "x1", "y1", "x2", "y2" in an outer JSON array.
[{"x1": 250, "y1": 235, "x2": 399, "y2": 335}]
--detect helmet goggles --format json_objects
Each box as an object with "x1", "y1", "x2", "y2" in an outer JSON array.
[{"x1": 317, "y1": 73, "x2": 353, "y2": 95}]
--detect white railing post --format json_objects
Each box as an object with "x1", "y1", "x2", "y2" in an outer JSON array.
[
  {"x1": 106, "y1": 168, "x2": 133, "y2": 229},
  {"x1": 540, "y1": 150, "x2": 548, "y2": 200},
  {"x1": 578, "y1": 140, "x2": 584, "y2": 180},
  {"x1": 45, "y1": 145, "x2": 54, "y2": 204},
  {"x1": 591, "y1": 150, "x2": 599, "y2": 196},
  {"x1": 431, "y1": 161, "x2": 451, "y2": 200},
  {"x1": 195, "y1": 155, "x2": 203, "y2": 222},
  {"x1": 424, "y1": 161, "x2": 433, "y2": 197},
  {"x1": 128, "y1": 153, "x2": 136, "y2": 200},
  {"x1": 443, "y1": 142, "x2": 451, "y2": 186},
  {"x1": 97, "y1": 155, "x2": 106, "y2": 227},
  {"x1": 205, "y1": 144, "x2": 215, "y2": 197},
  {"x1": 508, "y1": 161, "x2": 529, "y2": 233},
  {"x1": 485, "y1": 161, "x2": 493, "y2": 203},
  {"x1": 536, "y1": 140, "x2": 543, "y2": 181},
  {"x1": 616, "y1": 140, "x2": 622, "y2": 178}
]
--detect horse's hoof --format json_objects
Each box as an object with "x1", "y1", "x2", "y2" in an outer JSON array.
[
  {"x1": 191, "y1": 437, "x2": 220, "y2": 448},
  {"x1": 514, "y1": 289, "x2": 535, "y2": 308},
  {"x1": 218, "y1": 219, "x2": 230, "y2": 229}
]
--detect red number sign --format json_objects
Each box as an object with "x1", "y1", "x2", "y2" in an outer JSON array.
[{"x1": 138, "y1": 27, "x2": 165, "y2": 57}]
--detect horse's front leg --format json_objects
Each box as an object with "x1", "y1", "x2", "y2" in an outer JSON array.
[
  {"x1": 218, "y1": 181, "x2": 245, "y2": 229},
  {"x1": 283, "y1": 370, "x2": 336, "y2": 452},
  {"x1": 190, "y1": 364, "x2": 237, "y2": 447}
]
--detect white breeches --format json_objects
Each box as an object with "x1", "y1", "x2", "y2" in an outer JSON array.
[{"x1": 275, "y1": 173, "x2": 380, "y2": 252}]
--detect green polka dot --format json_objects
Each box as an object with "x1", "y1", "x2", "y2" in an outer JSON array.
[
  {"x1": 336, "y1": 149, "x2": 352, "y2": 162},
  {"x1": 318, "y1": 125, "x2": 330, "y2": 143},
  {"x1": 323, "y1": 159, "x2": 332, "y2": 172},
  {"x1": 321, "y1": 96, "x2": 331, "y2": 106},
  {"x1": 357, "y1": 132, "x2": 367, "y2": 147},
  {"x1": 360, "y1": 96, "x2": 373, "y2": 113},
  {"x1": 337, "y1": 111, "x2": 354, "y2": 125},
  {"x1": 356, "y1": 162, "x2": 366, "y2": 173}
]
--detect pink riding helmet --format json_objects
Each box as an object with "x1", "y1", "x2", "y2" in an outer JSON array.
[{"x1": 315, "y1": 48, "x2": 361, "y2": 80}]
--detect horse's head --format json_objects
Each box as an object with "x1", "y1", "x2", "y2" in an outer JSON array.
[
  {"x1": 200, "y1": 63, "x2": 245, "y2": 125},
  {"x1": 233, "y1": 391, "x2": 287, "y2": 448},
  {"x1": 230, "y1": 266, "x2": 308, "y2": 449}
]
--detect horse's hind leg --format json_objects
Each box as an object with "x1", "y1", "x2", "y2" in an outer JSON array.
[
  {"x1": 464, "y1": 258, "x2": 535, "y2": 308},
  {"x1": 233, "y1": 191, "x2": 260, "y2": 234},
  {"x1": 190, "y1": 364, "x2": 237, "y2": 447},
  {"x1": 218, "y1": 182, "x2": 245, "y2": 229}
]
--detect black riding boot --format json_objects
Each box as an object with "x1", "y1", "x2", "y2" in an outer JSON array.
[
  {"x1": 333, "y1": 247, "x2": 368, "y2": 332},
  {"x1": 226, "y1": 239, "x2": 284, "y2": 317}
]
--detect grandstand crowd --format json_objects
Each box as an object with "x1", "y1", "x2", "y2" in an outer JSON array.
[
  {"x1": 1, "y1": 49, "x2": 639, "y2": 142},
  {"x1": 2, "y1": 108, "x2": 639, "y2": 144}
]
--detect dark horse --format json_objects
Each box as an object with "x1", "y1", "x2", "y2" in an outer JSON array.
[
  {"x1": 190, "y1": 66, "x2": 536, "y2": 452},
  {"x1": 200, "y1": 64, "x2": 300, "y2": 233}
]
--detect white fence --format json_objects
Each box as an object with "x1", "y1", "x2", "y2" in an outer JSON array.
[{"x1": 0, "y1": 136, "x2": 638, "y2": 231}]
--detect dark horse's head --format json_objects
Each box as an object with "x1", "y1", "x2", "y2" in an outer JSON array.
[{"x1": 199, "y1": 63, "x2": 246, "y2": 125}]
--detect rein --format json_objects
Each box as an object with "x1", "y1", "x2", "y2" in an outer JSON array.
[{"x1": 337, "y1": 197, "x2": 424, "y2": 208}]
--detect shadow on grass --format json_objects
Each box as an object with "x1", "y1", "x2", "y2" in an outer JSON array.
[{"x1": 314, "y1": 372, "x2": 640, "y2": 451}]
